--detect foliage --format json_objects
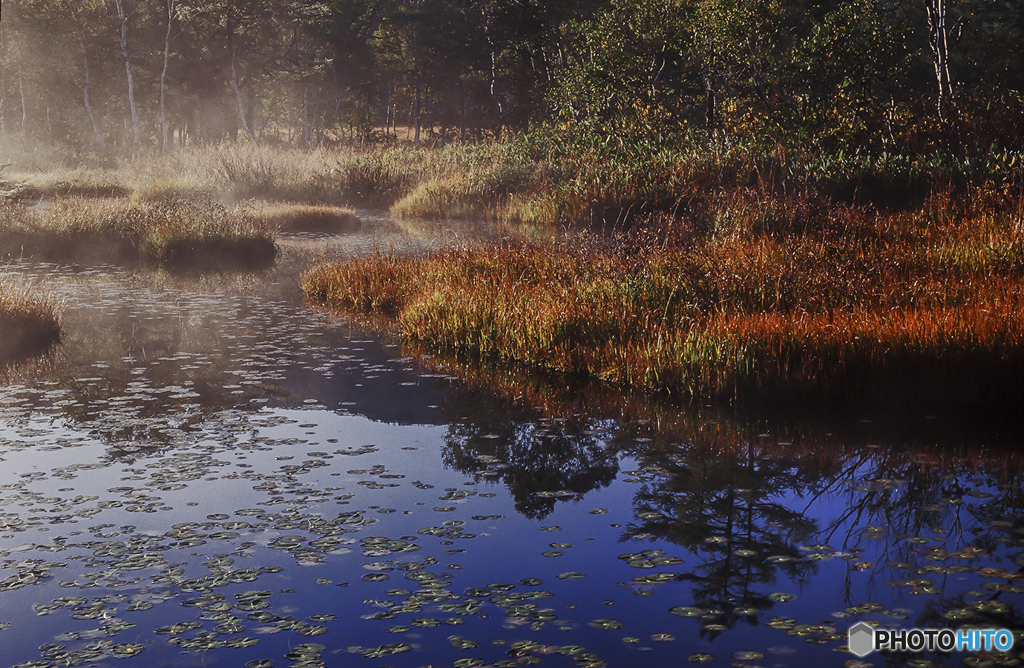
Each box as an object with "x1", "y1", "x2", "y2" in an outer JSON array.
[{"x1": 1, "y1": 0, "x2": 1022, "y2": 157}]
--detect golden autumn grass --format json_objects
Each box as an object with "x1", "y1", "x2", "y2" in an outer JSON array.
[
  {"x1": 0, "y1": 280, "x2": 61, "y2": 365},
  {"x1": 247, "y1": 203, "x2": 361, "y2": 234},
  {"x1": 0, "y1": 199, "x2": 276, "y2": 270},
  {"x1": 304, "y1": 191, "x2": 1024, "y2": 405}
]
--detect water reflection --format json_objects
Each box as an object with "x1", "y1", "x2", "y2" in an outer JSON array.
[
  {"x1": 1, "y1": 222, "x2": 1023, "y2": 668},
  {"x1": 621, "y1": 440, "x2": 820, "y2": 641},
  {"x1": 443, "y1": 400, "x2": 619, "y2": 518}
]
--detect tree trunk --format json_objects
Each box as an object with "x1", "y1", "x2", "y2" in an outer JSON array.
[
  {"x1": 490, "y1": 45, "x2": 502, "y2": 133},
  {"x1": 484, "y1": 22, "x2": 502, "y2": 134},
  {"x1": 412, "y1": 26, "x2": 421, "y2": 145},
  {"x1": 81, "y1": 53, "x2": 108, "y2": 149},
  {"x1": 413, "y1": 74, "x2": 421, "y2": 145},
  {"x1": 411, "y1": 70, "x2": 419, "y2": 143},
  {"x1": 160, "y1": 0, "x2": 176, "y2": 153},
  {"x1": 231, "y1": 45, "x2": 257, "y2": 143},
  {"x1": 116, "y1": 0, "x2": 142, "y2": 148},
  {"x1": 705, "y1": 77, "x2": 717, "y2": 133},
  {"x1": 303, "y1": 81, "x2": 311, "y2": 145},
  {"x1": 19, "y1": 76, "x2": 26, "y2": 135},
  {"x1": 925, "y1": 0, "x2": 953, "y2": 121}
]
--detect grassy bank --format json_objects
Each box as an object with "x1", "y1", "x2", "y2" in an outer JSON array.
[
  {"x1": 304, "y1": 192, "x2": 1024, "y2": 405},
  {"x1": 0, "y1": 284, "x2": 61, "y2": 365},
  {"x1": 0, "y1": 199, "x2": 276, "y2": 270},
  {"x1": 6, "y1": 139, "x2": 1021, "y2": 227}
]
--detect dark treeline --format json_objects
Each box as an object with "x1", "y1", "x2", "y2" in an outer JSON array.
[{"x1": 0, "y1": 0, "x2": 1022, "y2": 157}]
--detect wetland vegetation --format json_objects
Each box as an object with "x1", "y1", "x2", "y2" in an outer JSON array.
[
  {"x1": 2, "y1": 0, "x2": 1024, "y2": 665},
  {"x1": 0, "y1": 197, "x2": 277, "y2": 270},
  {"x1": 0, "y1": 279, "x2": 60, "y2": 366},
  {"x1": 303, "y1": 188, "x2": 1024, "y2": 405}
]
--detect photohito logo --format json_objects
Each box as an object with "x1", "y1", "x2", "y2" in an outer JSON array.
[{"x1": 848, "y1": 622, "x2": 1015, "y2": 657}]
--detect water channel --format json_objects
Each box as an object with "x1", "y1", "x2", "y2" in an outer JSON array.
[{"x1": 1, "y1": 211, "x2": 1022, "y2": 668}]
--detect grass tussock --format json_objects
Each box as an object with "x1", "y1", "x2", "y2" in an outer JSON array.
[
  {"x1": 0, "y1": 281, "x2": 61, "y2": 365},
  {"x1": 304, "y1": 193, "x2": 1024, "y2": 405},
  {"x1": 248, "y1": 203, "x2": 361, "y2": 234},
  {"x1": 0, "y1": 199, "x2": 276, "y2": 270}
]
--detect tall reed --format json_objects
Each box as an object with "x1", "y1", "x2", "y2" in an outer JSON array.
[{"x1": 0, "y1": 199, "x2": 276, "y2": 269}]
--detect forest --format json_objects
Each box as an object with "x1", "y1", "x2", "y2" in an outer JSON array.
[{"x1": 1, "y1": 0, "x2": 1022, "y2": 162}]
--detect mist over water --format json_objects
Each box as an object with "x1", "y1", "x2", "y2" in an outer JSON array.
[{"x1": 1, "y1": 215, "x2": 1022, "y2": 668}]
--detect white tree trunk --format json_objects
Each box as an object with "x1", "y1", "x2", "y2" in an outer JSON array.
[
  {"x1": 231, "y1": 45, "x2": 257, "y2": 143},
  {"x1": 116, "y1": 0, "x2": 142, "y2": 148},
  {"x1": 80, "y1": 47, "x2": 109, "y2": 149},
  {"x1": 925, "y1": 0, "x2": 953, "y2": 121},
  {"x1": 19, "y1": 76, "x2": 26, "y2": 135},
  {"x1": 160, "y1": 0, "x2": 176, "y2": 152}
]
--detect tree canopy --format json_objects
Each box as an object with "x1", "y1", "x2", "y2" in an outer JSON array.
[{"x1": 1, "y1": 0, "x2": 1021, "y2": 154}]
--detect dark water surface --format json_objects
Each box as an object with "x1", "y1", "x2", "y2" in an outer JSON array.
[{"x1": 1, "y1": 214, "x2": 1022, "y2": 668}]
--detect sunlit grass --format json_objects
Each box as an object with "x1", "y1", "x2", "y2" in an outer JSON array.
[
  {"x1": 304, "y1": 194, "x2": 1024, "y2": 404},
  {"x1": 5, "y1": 137, "x2": 1023, "y2": 227},
  {"x1": 3, "y1": 168, "x2": 132, "y2": 200},
  {"x1": 0, "y1": 277, "x2": 61, "y2": 365},
  {"x1": 0, "y1": 199, "x2": 276, "y2": 270},
  {"x1": 248, "y1": 203, "x2": 360, "y2": 233}
]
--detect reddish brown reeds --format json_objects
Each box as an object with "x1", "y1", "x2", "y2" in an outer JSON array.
[{"x1": 303, "y1": 191, "x2": 1024, "y2": 405}]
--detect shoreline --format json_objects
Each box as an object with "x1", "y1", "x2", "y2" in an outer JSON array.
[
  {"x1": 0, "y1": 198, "x2": 277, "y2": 271},
  {"x1": 303, "y1": 189, "x2": 1024, "y2": 406},
  {"x1": 4, "y1": 143, "x2": 1022, "y2": 403}
]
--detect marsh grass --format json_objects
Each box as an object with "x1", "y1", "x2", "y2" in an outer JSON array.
[
  {"x1": 0, "y1": 199, "x2": 276, "y2": 270},
  {"x1": 2, "y1": 169, "x2": 133, "y2": 201},
  {"x1": 0, "y1": 278, "x2": 61, "y2": 365},
  {"x1": 304, "y1": 193, "x2": 1024, "y2": 406},
  {"x1": 249, "y1": 203, "x2": 361, "y2": 234},
  {"x1": 6, "y1": 138, "x2": 1023, "y2": 228}
]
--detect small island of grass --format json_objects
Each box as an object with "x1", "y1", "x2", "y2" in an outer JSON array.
[
  {"x1": 0, "y1": 198, "x2": 276, "y2": 271},
  {"x1": 0, "y1": 288, "x2": 61, "y2": 366}
]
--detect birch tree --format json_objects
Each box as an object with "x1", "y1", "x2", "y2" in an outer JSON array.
[
  {"x1": 160, "y1": 0, "x2": 176, "y2": 151},
  {"x1": 924, "y1": 0, "x2": 954, "y2": 120},
  {"x1": 115, "y1": 0, "x2": 142, "y2": 147}
]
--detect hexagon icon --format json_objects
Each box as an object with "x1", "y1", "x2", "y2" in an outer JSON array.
[{"x1": 848, "y1": 622, "x2": 875, "y2": 657}]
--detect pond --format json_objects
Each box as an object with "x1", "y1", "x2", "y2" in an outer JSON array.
[{"x1": 1, "y1": 211, "x2": 1022, "y2": 668}]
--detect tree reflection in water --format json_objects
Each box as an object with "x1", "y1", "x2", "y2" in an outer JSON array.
[
  {"x1": 620, "y1": 439, "x2": 822, "y2": 640},
  {"x1": 440, "y1": 361, "x2": 1024, "y2": 650},
  {"x1": 442, "y1": 392, "x2": 619, "y2": 518}
]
